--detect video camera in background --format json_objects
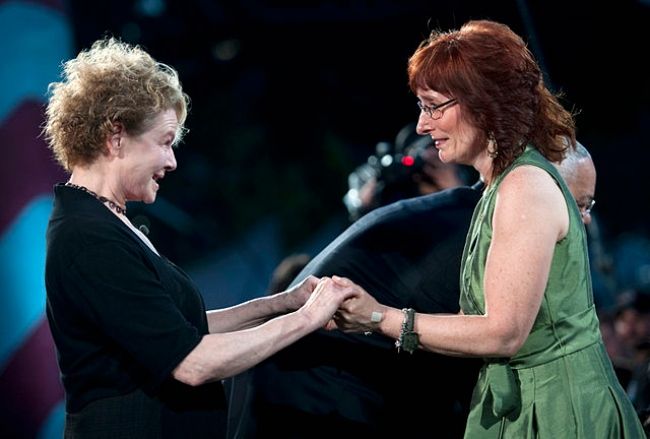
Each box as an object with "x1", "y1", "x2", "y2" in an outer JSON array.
[{"x1": 343, "y1": 124, "x2": 433, "y2": 221}]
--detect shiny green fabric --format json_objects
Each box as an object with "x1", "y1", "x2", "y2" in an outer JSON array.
[{"x1": 459, "y1": 147, "x2": 644, "y2": 438}]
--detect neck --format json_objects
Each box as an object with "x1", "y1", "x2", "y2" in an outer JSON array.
[
  {"x1": 67, "y1": 169, "x2": 127, "y2": 215},
  {"x1": 473, "y1": 150, "x2": 494, "y2": 186},
  {"x1": 69, "y1": 166, "x2": 126, "y2": 205},
  {"x1": 66, "y1": 182, "x2": 127, "y2": 215}
]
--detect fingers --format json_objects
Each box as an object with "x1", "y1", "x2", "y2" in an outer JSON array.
[
  {"x1": 304, "y1": 274, "x2": 319, "y2": 286},
  {"x1": 338, "y1": 296, "x2": 356, "y2": 312},
  {"x1": 332, "y1": 275, "x2": 353, "y2": 286},
  {"x1": 308, "y1": 279, "x2": 365, "y2": 323},
  {"x1": 300, "y1": 275, "x2": 320, "y2": 292},
  {"x1": 332, "y1": 277, "x2": 367, "y2": 301},
  {"x1": 323, "y1": 318, "x2": 338, "y2": 331},
  {"x1": 303, "y1": 277, "x2": 352, "y2": 316},
  {"x1": 303, "y1": 277, "x2": 369, "y2": 331},
  {"x1": 319, "y1": 278, "x2": 357, "y2": 304},
  {"x1": 307, "y1": 283, "x2": 378, "y2": 334}
]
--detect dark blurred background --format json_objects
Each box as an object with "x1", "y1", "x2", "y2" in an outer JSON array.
[
  {"x1": 68, "y1": 0, "x2": 650, "y2": 270},
  {"x1": 1, "y1": 1, "x2": 650, "y2": 437}
]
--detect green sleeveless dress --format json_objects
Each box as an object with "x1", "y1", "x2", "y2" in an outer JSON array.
[{"x1": 460, "y1": 147, "x2": 644, "y2": 438}]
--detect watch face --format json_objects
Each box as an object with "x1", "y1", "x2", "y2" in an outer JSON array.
[
  {"x1": 401, "y1": 332, "x2": 419, "y2": 354},
  {"x1": 397, "y1": 308, "x2": 418, "y2": 353}
]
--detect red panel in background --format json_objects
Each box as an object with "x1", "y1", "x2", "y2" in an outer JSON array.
[
  {"x1": 0, "y1": 100, "x2": 67, "y2": 234},
  {"x1": 0, "y1": 319, "x2": 64, "y2": 438}
]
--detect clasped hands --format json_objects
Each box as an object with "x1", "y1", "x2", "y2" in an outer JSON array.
[
  {"x1": 285, "y1": 274, "x2": 383, "y2": 334},
  {"x1": 316, "y1": 275, "x2": 382, "y2": 334}
]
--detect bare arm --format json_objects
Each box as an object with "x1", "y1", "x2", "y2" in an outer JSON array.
[
  {"x1": 173, "y1": 277, "x2": 355, "y2": 386},
  {"x1": 206, "y1": 276, "x2": 318, "y2": 333},
  {"x1": 335, "y1": 165, "x2": 569, "y2": 357}
]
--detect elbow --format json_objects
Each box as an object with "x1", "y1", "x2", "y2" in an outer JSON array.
[
  {"x1": 487, "y1": 325, "x2": 527, "y2": 358},
  {"x1": 171, "y1": 336, "x2": 227, "y2": 386},
  {"x1": 497, "y1": 336, "x2": 525, "y2": 358},
  {"x1": 172, "y1": 359, "x2": 224, "y2": 387},
  {"x1": 172, "y1": 366, "x2": 210, "y2": 387}
]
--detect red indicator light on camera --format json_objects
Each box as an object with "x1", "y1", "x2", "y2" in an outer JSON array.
[{"x1": 401, "y1": 156, "x2": 415, "y2": 167}]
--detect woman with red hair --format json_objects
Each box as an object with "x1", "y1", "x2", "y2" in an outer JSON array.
[{"x1": 329, "y1": 20, "x2": 644, "y2": 437}]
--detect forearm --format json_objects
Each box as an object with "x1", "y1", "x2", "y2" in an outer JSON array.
[
  {"x1": 376, "y1": 306, "x2": 523, "y2": 357},
  {"x1": 174, "y1": 309, "x2": 316, "y2": 385},
  {"x1": 206, "y1": 290, "x2": 298, "y2": 333}
]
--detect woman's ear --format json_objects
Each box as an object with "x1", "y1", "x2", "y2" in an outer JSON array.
[{"x1": 107, "y1": 122, "x2": 125, "y2": 156}]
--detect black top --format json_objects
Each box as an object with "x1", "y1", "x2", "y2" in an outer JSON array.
[
  {"x1": 46, "y1": 184, "x2": 226, "y2": 438},
  {"x1": 232, "y1": 186, "x2": 484, "y2": 439}
]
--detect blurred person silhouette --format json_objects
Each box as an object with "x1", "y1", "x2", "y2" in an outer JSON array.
[
  {"x1": 615, "y1": 290, "x2": 650, "y2": 372},
  {"x1": 266, "y1": 253, "x2": 312, "y2": 295},
  {"x1": 552, "y1": 142, "x2": 596, "y2": 226},
  {"x1": 326, "y1": 19, "x2": 644, "y2": 438},
  {"x1": 611, "y1": 289, "x2": 650, "y2": 433},
  {"x1": 554, "y1": 143, "x2": 624, "y2": 311},
  {"x1": 42, "y1": 37, "x2": 353, "y2": 438}
]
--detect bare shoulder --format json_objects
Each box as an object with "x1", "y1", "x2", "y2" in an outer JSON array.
[
  {"x1": 496, "y1": 165, "x2": 568, "y2": 239},
  {"x1": 498, "y1": 165, "x2": 558, "y2": 198}
]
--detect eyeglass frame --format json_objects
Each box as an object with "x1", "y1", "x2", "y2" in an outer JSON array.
[
  {"x1": 417, "y1": 98, "x2": 458, "y2": 120},
  {"x1": 577, "y1": 198, "x2": 595, "y2": 216}
]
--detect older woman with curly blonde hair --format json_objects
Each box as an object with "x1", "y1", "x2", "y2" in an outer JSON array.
[{"x1": 44, "y1": 37, "x2": 352, "y2": 439}]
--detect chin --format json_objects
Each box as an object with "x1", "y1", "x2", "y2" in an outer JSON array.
[
  {"x1": 144, "y1": 194, "x2": 157, "y2": 204},
  {"x1": 142, "y1": 183, "x2": 159, "y2": 204},
  {"x1": 141, "y1": 190, "x2": 158, "y2": 205}
]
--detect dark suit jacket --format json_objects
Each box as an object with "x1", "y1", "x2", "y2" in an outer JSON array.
[{"x1": 229, "y1": 186, "x2": 483, "y2": 439}]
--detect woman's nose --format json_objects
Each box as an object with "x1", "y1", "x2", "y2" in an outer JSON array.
[
  {"x1": 416, "y1": 113, "x2": 433, "y2": 135},
  {"x1": 166, "y1": 148, "x2": 177, "y2": 171}
]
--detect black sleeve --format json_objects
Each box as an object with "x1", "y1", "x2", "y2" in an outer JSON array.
[{"x1": 66, "y1": 240, "x2": 202, "y2": 386}]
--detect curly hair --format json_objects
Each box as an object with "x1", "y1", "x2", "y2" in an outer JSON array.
[
  {"x1": 44, "y1": 37, "x2": 190, "y2": 172},
  {"x1": 408, "y1": 20, "x2": 576, "y2": 179}
]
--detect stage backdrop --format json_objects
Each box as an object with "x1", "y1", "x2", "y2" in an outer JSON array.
[{"x1": 0, "y1": 0, "x2": 70, "y2": 437}]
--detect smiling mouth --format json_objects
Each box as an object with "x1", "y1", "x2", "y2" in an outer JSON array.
[{"x1": 151, "y1": 174, "x2": 164, "y2": 190}]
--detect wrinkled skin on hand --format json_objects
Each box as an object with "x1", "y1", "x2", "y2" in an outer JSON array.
[
  {"x1": 285, "y1": 275, "x2": 320, "y2": 310},
  {"x1": 299, "y1": 277, "x2": 359, "y2": 330},
  {"x1": 320, "y1": 276, "x2": 382, "y2": 333}
]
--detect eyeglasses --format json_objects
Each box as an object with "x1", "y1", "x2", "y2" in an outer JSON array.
[
  {"x1": 417, "y1": 98, "x2": 458, "y2": 120},
  {"x1": 578, "y1": 199, "x2": 595, "y2": 216}
]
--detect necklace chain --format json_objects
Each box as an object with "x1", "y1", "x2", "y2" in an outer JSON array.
[{"x1": 65, "y1": 183, "x2": 127, "y2": 215}]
